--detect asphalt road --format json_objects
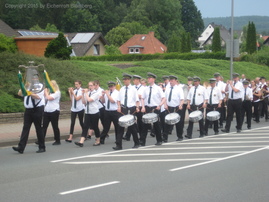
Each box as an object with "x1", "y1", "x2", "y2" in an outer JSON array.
[{"x1": 1, "y1": 121, "x2": 269, "y2": 202}]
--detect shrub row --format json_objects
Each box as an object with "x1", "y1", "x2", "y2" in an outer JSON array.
[{"x1": 72, "y1": 52, "x2": 227, "y2": 62}]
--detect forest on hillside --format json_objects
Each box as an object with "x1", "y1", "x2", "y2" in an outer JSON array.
[
  {"x1": 203, "y1": 16, "x2": 269, "y2": 34},
  {"x1": 0, "y1": 0, "x2": 204, "y2": 46}
]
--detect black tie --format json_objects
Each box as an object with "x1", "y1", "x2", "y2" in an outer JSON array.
[
  {"x1": 148, "y1": 86, "x2": 152, "y2": 104},
  {"x1": 74, "y1": 90, "x2": 78, "y2": 108},
  {"x1": 231, "y1": 82, "x2": 236, "y2": 99},
  {"x1": 107, "y1": 91, "x2": 112, "y2": 109},
  {"x1": 124, "y1": 87, "x2": 128, "y2": 107},
  {"x1": 31, "y1": 97, "x2": 35, "y2": 107},
  {"x1": 26, "y1": 96, "x2": 30, "y2": 105},
  {"x1": 87, "y1": 92, "x2": 91, "y2": 113},
  {"x1": 193, "y1": 86, "x2": 197, "y2": 105},
  {"x1": 168, "y1": 86, "x2": 173, "y2": 102},
  {"x1": 244, "y1": 88, "x2": 247, "y2": 100},
  {"x1": 209, "y1": 87, "x2": 214, "y2": 105}
]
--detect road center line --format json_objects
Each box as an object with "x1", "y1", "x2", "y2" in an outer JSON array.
[
  {"x1": 59, "y1": 181, "x2": 120, "y2": 195},
  {"x1": 169, "y1": 146, "x2": 269, "y2": 172}
]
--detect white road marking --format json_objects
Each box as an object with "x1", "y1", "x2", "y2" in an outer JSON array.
[
  {"x1": 199, "y1": 137, "x2": 269, "y2": 140},
  {"x1": 169, "y1": 146, "x2": 269, "y2": 172},
  {"x1": 139, "y1": 145, "x2": 269, "y2": 150},
  {"x1": 169, "y1": 141, "x2": 269, "y2": 144},
  {"x1": 89, "y1": 151, "x2": 242, "y2": 157},
  {"x1": 59, "y1": 181, "x2": 120, "y2": 195},
  {"x1": 63, "y1": 158, "x2": 217, "y2": 164}
]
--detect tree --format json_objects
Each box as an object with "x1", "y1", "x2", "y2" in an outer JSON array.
[
  {"x1": 0, "y1": 34, "x2": 17, "y2": 53},
  {"x1": 180, "y1": 0, "x2": 204, "y2": 48},
  {"x1": 105, "y1": 45, "x2": 122, "y2": 55},
  {"x1": 44, "y1": 32, "x2": 72, "y2": 60},
  {"x1": 246, "y1": 21, "x2": 257, "y2": 54},
  {"x1": 212, "y1": 27, "x2": 221, "y2": 52},
  {"x1": 30, "y1": 23, "x2": 59, "y2": 32},
  {"x1": 186, "y1": 32, "x2": 192, "y2": 52},
  {"x1": 61, "y1": 8, "x2": 102, "y2": 32},
  {"x1": 105, "y1": 27, "x2": 132, "y2": 47},
  {"x1": 167, "y1": 31, "x2": 181, "y2": 52}
]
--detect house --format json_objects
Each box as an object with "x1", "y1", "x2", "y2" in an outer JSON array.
[
  {"x1": 263, "y1": 36, "x2": 269, "y2": 46},
  {"x1": 0, "y1": 19, "x2": 20, "y2": 37},
  {"x1": 198, "y1": 23, "x2": 243, "y2": 49},
  {"x1": 119, "y1": 31, "x2": 167, "y2": 54},
  {"x1": 66, "y1": 32, "x2": 108, "y2": 56},
  {"x1": 14, "y1": 31, "x2": 108, "y2": 57}
]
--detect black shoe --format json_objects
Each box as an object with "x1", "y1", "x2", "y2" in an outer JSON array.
[
  {"x1": 100, "y1": 139, "x2": 105, "y2": 144},
  {"x1": 237, "y1": 129, "x2": 241, "y2": 133},
  {"x1": 52, "y1": 141, "x2": 61, "y2": 145},
  {"x1": 86, "y1": 136, "x2": 91, "y2": 140},
  {"x1": 215, "y1": 131, "x2": 219, "y2": 135},
  {"x1": 150, "y1": 133, "x2": 155, "y2": 137},
  {"x1": 247, "y1": 127, "x2": 251, "y2": 129},
  {"x1": 155, "y1": 142, "x2": 162, "y2": 146},
  {"x1": 132, "y1": 145, "x2": 139, "y2": 149},
  {"x1": 204, "y1": 132, "x2": 208, "y2": 136},
  {"x1": 112, "y1": 146, "x2": 122, "y2": 150},
  {"x1": 65, "y1": 139, "x2": 72, "y2": 143},
  {"x1": 12, "y1": 147, "x2": 23, "y2": 154},
  {"x1": 199, "y1": 135, "x2": 204, "y2": 138},
  {"x1": 184, "y1": 135, "x2": 192, "y2": 139},
  {"x1": 163, "y1": 139, "x2": 168, "y2": 143},
  {"x1": 176, "y1": 138, "x2": 183, "y2": 141},
  {"x1": 219, "y1": 124, "x2": 223, "y2": 128},
  {"x1": 74, "y1": 142, "x2": 83, "y2": 147},
  {"x1": 221, "y1": 129, "x2": 230, "y2": 133},
  {"x1": 36, "y1": 148, "x2": 46, "y2": 153},
  {"x1": 35, "y1": 141, "x2": 39, "y2": 145}
]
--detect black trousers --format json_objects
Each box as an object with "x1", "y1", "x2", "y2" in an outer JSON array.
[
  {"x1": 100, "y1": 110, "x2": 120, "y2": 143},
  {"x1": 116, "y1": 106, "x2": 139, "y2": 147},
  {"x1": 187, "y1": 104, "x2": 205, "y2": 137},
  {"x1": 219, "y1": 101, "x2": 226, "y2": 126},
  {"x1": 43, "y1": 110, "x2": 60, "y2": 142},
  {"x1": 124, "y1": 108, "x2": 143, "y2": 139},
  {"x1": 81, "y1": 112, "x2": 100, "y2": 138},
  {"x1": 99, "y1": 107, "x2": 105, "y2": 128},
  {"x1": 205, "y1": 104, "x2": 219, "y2": 134},
  {"x1": 241, "y1": 100, "x2": 252, "y2": 128},
  {"x1": 163, "y1": 106, "x2": 183, "y2": 140},
  {"x1": 18, "y1": 106, "x2": 45, "y2": 151},
  {"x1": 140, "y1": 106, "x2": 162, "y2": 144},
  {"x1": 260, "y1": 97, "x2": 268, "y2": 119},
  {"x1": 253, "y1": 101, "x2": 262, "y2": 122},
  {"x1": 225, "y1": 99, "x2": 242, "y2": 131},
  {"x1": 69, "y1": 109, "x2": 84, "y2": 135}
]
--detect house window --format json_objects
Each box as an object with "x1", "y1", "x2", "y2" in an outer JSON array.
[
  {"x1": 93, "y1": 44, "x2": 100, "y2": 55},
  {"x1": 135, "y1": 48, "x2": 140, "y2": 53},
  {"x1": 129, "y1": 48, "x2": 134, "y2": 53},
  {"x1": 129, "y1": 48, "x2": 140, "y2": 54}
]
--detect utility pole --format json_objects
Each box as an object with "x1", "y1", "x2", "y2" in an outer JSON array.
[{"x1": 230, "y1": 0, "x2": 234, "y2": 80}]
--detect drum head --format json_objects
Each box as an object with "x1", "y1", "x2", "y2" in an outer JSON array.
[
  {"x1": 165, "y1": 113, "x2": 179, "y2": 120},
  {"x1": 189, "y1": 110, "x2": 202, "y2": 118}
]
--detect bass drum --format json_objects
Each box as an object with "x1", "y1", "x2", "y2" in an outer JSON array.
[{"x1": 142, "y1": 113, "x2": 158, "y2": 124}]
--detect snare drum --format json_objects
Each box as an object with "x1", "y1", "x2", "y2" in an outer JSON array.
[
  {"x1": 165, "y1": 113, "x2": 180, "y2": 125},
  {"x1": 206, "y1": 111, "x2": 220, "y2": 121},
  {"x1": 189, "y1": 110, "x2": 203, "y2": 123},
  {"x1": 118, "y1": 114, "x2": 135, "y2": 128},
  {"x1": 142, "y1": 113, "x2": 158, "y2": 124}
]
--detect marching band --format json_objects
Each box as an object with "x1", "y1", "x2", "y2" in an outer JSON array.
[{"x1": 13, "y1": 71, "x2": 269, "y2": 153}]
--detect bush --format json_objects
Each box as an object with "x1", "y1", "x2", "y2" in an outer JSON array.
[
  {"x1": 0, "y1": 34, "x2": 17, "y2": 53},
  {"x1": 0, "y1": 92, "x2": 24, "y2": 113},
  {"x1": 241, "y1": 47, "x2": 269, "y2": 66}
]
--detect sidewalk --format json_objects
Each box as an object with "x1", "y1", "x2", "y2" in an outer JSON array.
[{"x1": 0, "y1": 118, "x2": 108, "y2": 147}]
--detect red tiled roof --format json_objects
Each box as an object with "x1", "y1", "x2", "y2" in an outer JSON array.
[{"x1": 119, "y1": 32, "x2": 167, "y2": 54}]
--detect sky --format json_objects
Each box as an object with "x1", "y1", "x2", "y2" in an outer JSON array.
[{"x1": 193, "y1": 0, "x2": 269, "y2": 18}]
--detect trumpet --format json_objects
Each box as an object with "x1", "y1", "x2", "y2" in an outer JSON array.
[{"x1": 116, "y1": 77, "x2": 122, "y2": 91}]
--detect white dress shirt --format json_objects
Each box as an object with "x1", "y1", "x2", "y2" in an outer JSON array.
[
  {"x1": 187, "y1": 85, "x2": 208, "y2": 105},
  {"x1": 44, "y1": 91, "x2": 61, "y2": 112},
  {"x1": 206, "y1": 86, "x2": 223, "y2": 105},
  {"x1": 96, "y1": 87, "x2": 105, "y2": 109},
  {"x1": 24, "y1": 90, "x2": 45, "y2": 108},
  {"x1": 228, "y1": 81, "x2": 243, "y2": 100},
  {"x1": 71, "y1": 88, "x2": 84, "y2": 112},
  {"x1": 242, "y1": 87, "x2": 253, "y2": 101},
  {"x1": 142, "y1": 84, "x2": 165, "y2": 107},
  {"x1": 165, "y1": 85, "x2": 184, "y2": 107},
  {"x1": 117, "y1": 84, "x2": 139, "y2": 107},
  {"x1": 84, "y1": 90, "x2": 100, "y2": 114},
  {"x1": 104, "y1": 89, "x2": 119, "y2": 111}
]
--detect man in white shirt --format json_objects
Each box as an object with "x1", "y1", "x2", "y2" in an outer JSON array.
[
  {"x1": 186, "y1": 76, "x2": 208, "y2": 139},
  {"x1": 241, "y1": 80, "x2": 253, "y2": 129},
  {"x1": 221, "y1": 73, "x2": 244, "y2": 133},
  {"x1": 204, "y1": 78, "x2": 223, "y2": 135},
  {"x1": 114, "y1": 73, "x2": 140, "y2": 150},
  {"x1": 140, "y1": 72, "x2": 166, "y2": 146},
  {"x1": 163, "y1": 75, "x2": 184, "y2": 142}
]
